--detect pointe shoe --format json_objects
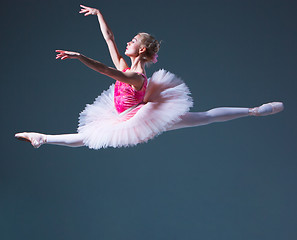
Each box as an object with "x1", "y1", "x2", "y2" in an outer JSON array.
[
  {"x1": 15, "y1": 132, "x2": 47, "y2": 148},
  {"x1": 249, "y1": 102, "x2": 284, "y2": 116}
]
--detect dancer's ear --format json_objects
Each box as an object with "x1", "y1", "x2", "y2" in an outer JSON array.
[{"x1": 139, "y1": 47, "x2": 146, "y2": 54}]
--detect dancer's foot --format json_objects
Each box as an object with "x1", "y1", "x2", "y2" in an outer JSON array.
[
  {"x1": 15, "y1": 132, "x2": 47, "y2": 148},
  {"x1": 249, "y1": 102, "x2": 284, "y2": 116}
]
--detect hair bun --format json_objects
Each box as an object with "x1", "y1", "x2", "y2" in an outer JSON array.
[{"x1": 138, "y1": 32, "x2": 160, "y2": 64}]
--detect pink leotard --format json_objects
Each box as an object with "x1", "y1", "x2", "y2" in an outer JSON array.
[{"x1": 114, "y1": 68, "x2": 147, "y2": 114}]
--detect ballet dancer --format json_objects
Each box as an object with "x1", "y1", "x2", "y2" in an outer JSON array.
[{"x1": 15, "y1": 5, "x2": 284, "y2": 149}]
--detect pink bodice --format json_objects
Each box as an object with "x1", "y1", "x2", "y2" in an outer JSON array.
[{"x1": 114, "y1": 69, "x2": 147, "y2": 113}]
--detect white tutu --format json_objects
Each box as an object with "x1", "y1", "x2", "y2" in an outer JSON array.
[{"x1": 78, "y1": 69, "x2": 193, "y2": 149}]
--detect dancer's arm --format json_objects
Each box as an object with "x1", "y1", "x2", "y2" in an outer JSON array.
[
  {"x1": 55, "y1": 50, "x2": 143, "y2": 89},
  {"x1": 79, "y1": 5, "x2": 128, "y2": 71}
]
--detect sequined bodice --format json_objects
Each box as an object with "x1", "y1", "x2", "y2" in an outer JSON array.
[{"x1": 114, "y1": 69, "x2": 147, "y2": 113}]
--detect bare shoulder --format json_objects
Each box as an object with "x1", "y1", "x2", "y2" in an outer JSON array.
[
  {"x1": 118, "y1": 60, "x2": 129, "y2": 71},
  {"x1": 123, "y1": 70, "x2": 146, "y2": 90}
]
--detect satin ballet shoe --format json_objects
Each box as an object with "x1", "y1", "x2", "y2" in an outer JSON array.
[
  {"x1": 249, "y1": 102, "x2": 284, "y2": 116},
  {"x1": 15, "y1": 132, "x2": 46, "y2": 148}
]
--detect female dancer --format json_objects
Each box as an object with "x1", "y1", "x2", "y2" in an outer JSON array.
[{"x1": 15, "y1": 5, "x2": 284, "y2": 149}]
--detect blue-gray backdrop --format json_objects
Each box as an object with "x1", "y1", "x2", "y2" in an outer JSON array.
[{"x1": 1, "y1": 0, "x2": 296, "y2": 239}]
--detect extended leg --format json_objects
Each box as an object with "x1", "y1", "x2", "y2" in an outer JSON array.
[
  {"x1": 15, "y1": 132, "x2": 85, "y2": 148},
  {"x1": 169, "y1": 102, "x2": 284, "y2": 131},
  {"x1": 46, "y1": 134, "x2": 84, "y2": 147},
  {"x1": 169, "y1": 107, "x2": 249, "y2": 130}
]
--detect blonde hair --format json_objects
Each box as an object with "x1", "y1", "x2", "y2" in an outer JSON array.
[{"x1": 137, "y1": 32, "x2": 160, "y2": 63}]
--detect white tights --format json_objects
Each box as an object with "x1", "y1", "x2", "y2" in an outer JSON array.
[
  {"x1": 168, "y1": 107, "x2": 249, "y2": 130},
  {"x1": 46, "y1": 107, "x2": 249, "y2": 147}
]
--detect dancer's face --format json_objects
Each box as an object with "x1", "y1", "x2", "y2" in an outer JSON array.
[{"x1": 125, "y1": 35, "x2": 145, "y2": 57}]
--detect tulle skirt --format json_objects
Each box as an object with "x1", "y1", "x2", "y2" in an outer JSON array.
[{"x1": 78, "y1": 69, "x2": 193, "y2": 149}]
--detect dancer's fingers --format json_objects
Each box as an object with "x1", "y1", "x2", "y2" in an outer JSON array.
[
  {"x1": 55, "y1": 50, "x2": 65, "y2": 53},
  {"x1": 80, "y1": 5, "x2": 91, "y2": 11},
  {"x1": 56, "y1": 52, "x2": 67, "y2": 59},
  {"x1": 79, "y1": 5, "x2": 98, "y2": 15}
]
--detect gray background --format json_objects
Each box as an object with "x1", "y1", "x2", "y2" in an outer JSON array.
[{"x1": 1, "y1": 0, "x2": 296, "y2": 239}]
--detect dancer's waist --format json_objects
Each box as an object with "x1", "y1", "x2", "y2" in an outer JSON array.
[{"x1": 118, "y1": 102, "x2": 145, "y2": 117}]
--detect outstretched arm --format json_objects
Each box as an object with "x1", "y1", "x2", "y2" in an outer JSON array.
[
  {"x1": 79, "y1": 5, "x2": 128, "y2": 71},
  {"x1": 55, "y1": 50, "x2": 143, "y2": 90}
]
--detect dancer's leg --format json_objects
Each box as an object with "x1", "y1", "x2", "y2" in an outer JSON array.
[
  {"x1": 169, "y1": 102, "x2": 284, "y2": 131},
  {"x1": 46, "y1": 134, "x2": 84, "y2": 147},
  {"x1": 169, "y1": 107, "x2": 249, "y2": 130},
  {"x1": 15, "y1": 132, "x2": 85, "y2": 148}
]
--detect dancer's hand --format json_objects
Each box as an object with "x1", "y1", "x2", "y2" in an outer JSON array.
[
  {"x1": 55, "y1": 50, "x2": 81, "y2": 60},
  {"x1": 79, "y1": 5, "x2": 99, "y2": 16}
]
